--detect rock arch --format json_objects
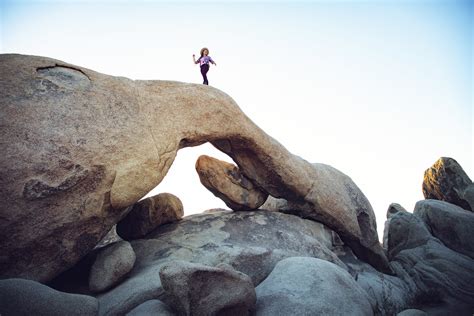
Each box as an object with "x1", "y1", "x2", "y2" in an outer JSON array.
[{"x1": 0, "y1": 54, "x2": 389, "y2": 282}]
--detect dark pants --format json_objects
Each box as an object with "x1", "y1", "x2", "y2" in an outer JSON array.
[{"x1": 200, "y1": 64, "x2": 209, "y2": 85}]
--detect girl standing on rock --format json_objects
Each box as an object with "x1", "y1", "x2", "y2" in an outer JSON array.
[{"x1": 193, "y1": 47, "x2": 216, "y2": 85}]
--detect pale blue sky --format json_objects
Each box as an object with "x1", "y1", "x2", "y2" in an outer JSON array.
[{"x1": 1, "y1": 0, "x2": 472, "y2": 238}]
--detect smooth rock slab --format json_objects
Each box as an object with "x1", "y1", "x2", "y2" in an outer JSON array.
[
  {"x1": 117, "y1": 193, "x2": 184, "y2": 240},
  {"x1": 256, "y1": 257, "x2": 373, "y2": 316},
  {"x1": 89, "y1": 241, "x2": 136, "y2": 293},
  {"x1": 0, "y1": 278, "x2": 98, "y2": 316},
  {"x1": 160, "y1": 261, "x2": 256, "y2": 316}
]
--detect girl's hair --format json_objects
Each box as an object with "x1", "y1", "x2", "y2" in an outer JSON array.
[{"x1": 200, "y1": 47, "x2": 209, "y2": 57}]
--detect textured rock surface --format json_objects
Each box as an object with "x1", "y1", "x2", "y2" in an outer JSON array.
[
  {"x1": 160, "y1": 261, "x2": 256, "y2": 316},
  {"x1": 126, "y1": 299, "x2": 175, "y2": 316},
  {"x1": 98, "y1": 209, "x2": 342, "y2": 315},
  {"x1": 89, "y1": 241, "x2": 136, "y2": 293},
  {"x1": 255, "y1": 257, "x2": 373, "y2": 316},
  {"x1": 414, "y1": 199, "x2": 474, "y2": 260},
  {"x1": 383, "y1": 203, "x2": 408, "y2": 250},
  {"x1": 422, "y1": 157, "x2": 473, "y2": 211},
  {"x1": 0, "y1": 278, "x2": 98, "y2": 316},
  {"x1": 387, "y1": 211, "x2": 474, "y2": 312},
  {"x1": 117, "y1": 193, "x2": 183, "y2": 240},
  {"x1": 0, "y1": 54, "x2": 388, "y2": 281},
  {"x1": 261, "y1": 162, "x2": 390, "y2": 273},
  {"x1": 357, "y1": 271, "x2": 414, "y2": 315},
  {"x1": 195, "y1": 155, "x2": 268, "y2": 211}
]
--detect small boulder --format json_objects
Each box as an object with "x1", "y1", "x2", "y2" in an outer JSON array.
[
  {"x1": 117, "y1": 193, "x2": 184, "y2": 240},
  {"x1": 414, "y1": 199, "x2": 474, "y2": 260},
  {"x1": 126, "y1": 299, "x2": 174, "y2": 316},
  {"x1": 159, "y1": 260, "x2": 256, "y2": 316},
  {"x1": 255, "y1": 257, "x2": 373, "y2": 316},
  {"x1": 195, "y1": 155, "x2": 268, "y2": 211},
  {"x1": 0, "y1": 278, "x2": 98, "y2": 316},
  {"x1": 89, "y1": 241, "x2": 136, "y2": 293},
  {"x1": 422, "y1": 157, "x2": 473, "y2": 211}
]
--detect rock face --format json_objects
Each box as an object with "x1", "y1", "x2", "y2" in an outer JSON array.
[
  {"x1": 422, "y1": 157, "x2": 473, "y2": 211},
  {"x1": 0, "y1": 54, "x2": 388, "y2": 281},
  {"x1": 387, "y1": 210, "x2": 474, "y2": 312},
  {"x1": 414, "y1": 199, "x2": 474, "y2": 260},
  {"x1": 383, "y1": 203, "x2": 408, "y2": 250},
  {"x1": 195, "y1": 155, "x2": 268, "y2": 211},
  {"x1": 255, "y1": 257, "x2": 373, "y2": 316},
  {"x1": 0, "y1": 278, "x2": 98, "y2": 316},
  {"x1": 117, "y1": 193, "x2": 183, "y2": 240},
  {"x1": 97, "y1": 210, "x2": 342, "y2": 315},
  {"x1": 160, "y1": 261, "x2": 256, "y2": 316},
  {"x1": 89, "y1": 241, "x2": 136, "y2": 293},
  {"x1": 261, "y1": 162, "x2": 389, "y2": 273}
]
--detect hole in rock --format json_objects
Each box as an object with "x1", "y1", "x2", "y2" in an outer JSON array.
[{"x1": 142, "y1": 143, "x2": 235, "y2": 216}]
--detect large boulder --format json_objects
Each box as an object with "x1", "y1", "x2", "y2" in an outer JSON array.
[
  {"x1": 414, "y1": 199, "x2": 474, "y2": 260},
  {"x1": 97, "y1": 210, "x2": 343, "y2": 315},
  {"x1": 195, "y1": 155, "x2": 268, "y2": 211},
  {"x1": 255, "y1": 257, "x2": 373, "y2": 316},
  {"x1": 89, "y1": 241, "x2": 136, "y2": 293},
  {"x1": 422, "y1": 157, "x2": 473, "y2": 211},
  {"x1": 0, "y1": 278, "x2": 98, "y2": 316},
  {"x1": 117, "y1": 193, "x2": 183, "y2": 240},
  {"x1": 0, "y1": 53, "x2": 387, "y2": 282},
  {"x1": 160, "y1": 261, "x2": 256, "y2": 316},
  {"x1": 387, "y1": 210, "x2": 474, "y2": 312}
]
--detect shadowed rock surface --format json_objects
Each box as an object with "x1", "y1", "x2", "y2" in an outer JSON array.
[
  {"x1": 97, "y1": 209, "x2": 343, "y2": 315},
  {"x1": 414, "y1": 199, "x2": 474, "y2": 260},
  {"x1": 0, "y1": 53, "x2": 388, "y2": 282},
  {"x1": 117, "y1": 193, "x2": 183, "y2": 240},
  {"x1": 89, "y1": 241, "x2": 136, "y2": 293},
  {"x1": 0, "y1": 278, "x2": 98, "y2": 316},
  {"x1": 195, "y1": 155, "x2": 268, "y2": 211},
  {"x1": 422, "y1": 157, "x2": 473, "y2": 211},
  {"x1": 387, "y1": 210, "x2": 474, "y2": 313},
  {"x1": 160, "y1": 261, "x2": 256, "y2": 316}
]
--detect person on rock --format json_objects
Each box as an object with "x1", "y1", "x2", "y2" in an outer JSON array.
[{"x1": 193, "y1": 47, "x2": 216, "y2": 85}]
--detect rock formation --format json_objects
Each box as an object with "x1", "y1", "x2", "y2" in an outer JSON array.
[
  {"x1": 160, "y1": 261, "x2": 256, "y2": 315},
  {"x1": 195, "y1": 155, "x2": 268, "y2": 211},
  {"x1": 422, "y1": 157, "x2": 474, "y2": 211},
  {"x1": 0, "y1": 54, "x2": 389, "y2": 282},
  {"x1": 116, "y1": 193, "x2": 183, "y2": 240},
  {"x1": 256, "y1": 257, "x2": 373, "y2": 315},
  {"x1": 88, "y1": 241, "x2": 136, "y2": 293},
  {"x1": 1, "y1": 52, "x2": 473, "y2": 316}
]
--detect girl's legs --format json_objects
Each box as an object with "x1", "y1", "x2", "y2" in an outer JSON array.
[{"x1": 200, "y1": 64, "x2": 209, "y2": 85}]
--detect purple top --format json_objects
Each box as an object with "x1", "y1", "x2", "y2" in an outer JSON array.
[{"x1": 198, "y1": 56, "x2": 214, "y2": 66}]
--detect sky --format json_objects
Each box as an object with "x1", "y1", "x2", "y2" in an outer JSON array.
[{"x1": 1, "y1": 0, "x2": 472, "y2": 239}]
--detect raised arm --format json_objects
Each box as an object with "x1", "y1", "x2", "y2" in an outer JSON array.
[{"x1": 193, "y1": 54, "x2": 199, "y2": 64}]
